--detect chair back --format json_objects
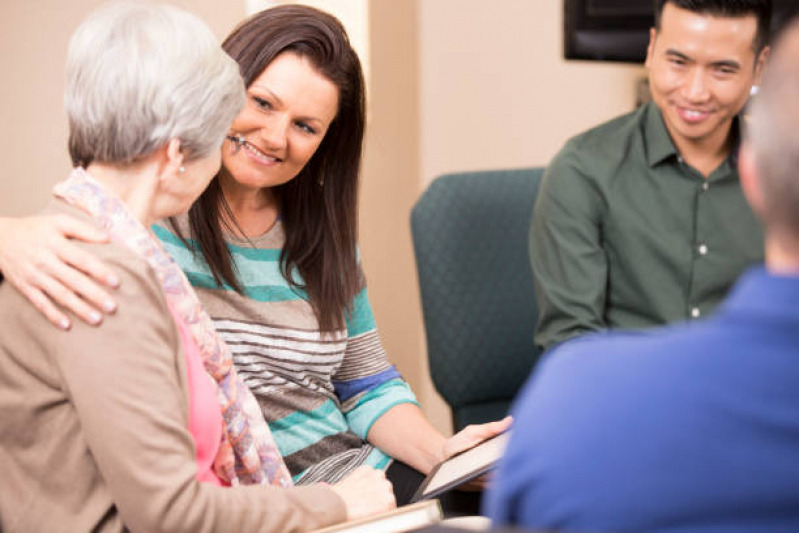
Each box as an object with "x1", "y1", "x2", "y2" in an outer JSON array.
[{"x1": 411, "y1": 168, "x2": 544, "y2": 431}]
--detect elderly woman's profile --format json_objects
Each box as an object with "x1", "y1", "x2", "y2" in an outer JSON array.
[{"x1": 0, "y1": 3, "x2": 394, "y2": 532}]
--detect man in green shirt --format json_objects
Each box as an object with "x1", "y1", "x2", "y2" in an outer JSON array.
[{"x1": 531, "y1": 0, "x2": 771, "y2": 351}]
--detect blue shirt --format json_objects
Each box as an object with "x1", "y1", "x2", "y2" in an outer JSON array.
[{"x1": 486, "y1": 267, "x2": 799, "y2": 532}]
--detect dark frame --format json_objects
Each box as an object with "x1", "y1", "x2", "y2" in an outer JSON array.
[{"x1": 564, "y1": 0, "x2": 654, "y2": 63}]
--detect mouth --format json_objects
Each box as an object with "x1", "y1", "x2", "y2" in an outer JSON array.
[
  {"x1": 676, "y1": 106, "x2": 712, "y2": 124},
  {"x1": 227, "y1": 134, "x2": 282, "y2": 166}
]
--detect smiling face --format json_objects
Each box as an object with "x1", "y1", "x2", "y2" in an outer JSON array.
[
  {"x1": 221, "y1": 51, "x2": 339, "y2": 194},
  {"x1": 645, "y1": 3, "x2": 767, "y2": 154}
]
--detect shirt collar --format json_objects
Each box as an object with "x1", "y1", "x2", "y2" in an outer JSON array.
[{"x1": 643, "y1": 100, "x2": 743, "y2": 169}]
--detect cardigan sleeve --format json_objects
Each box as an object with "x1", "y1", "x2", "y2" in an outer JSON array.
[{"x1": 53, "y1": 242, "x2": 346, "y2": 533}]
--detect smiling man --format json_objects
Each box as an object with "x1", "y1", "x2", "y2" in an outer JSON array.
[
  {"x1": 531, "y1": 0, "x2": 771, "y2": 351},
  {"x1": 488, "y1": 14, "x2": 799, "y2": 531}
]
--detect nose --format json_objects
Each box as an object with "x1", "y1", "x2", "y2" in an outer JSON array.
[
  {"x1": 681, "y1": 68, "x2": 710, "y2": 103},
  {"x1": 259, "y1": 113, "x2": 289, "y2": 153}
]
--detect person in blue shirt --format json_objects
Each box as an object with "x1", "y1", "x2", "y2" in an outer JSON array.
[{"x1": 486, "y1": 11, "x2": 799, "y2": 533}]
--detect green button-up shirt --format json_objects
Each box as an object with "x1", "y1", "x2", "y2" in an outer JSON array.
[{"x1": 530, "y1": 101, "x2": 764, "y2": 351}]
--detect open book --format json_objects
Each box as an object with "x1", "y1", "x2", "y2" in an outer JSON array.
[
  {"x1": 411, "y1": 431, "x2": 511, "y2": 503},
  {"x1": 311, "y1": 500, "x2": 442, "y2": 533}
]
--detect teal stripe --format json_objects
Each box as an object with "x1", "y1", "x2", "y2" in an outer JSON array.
[
  {"x1": 160, "y1": 238, "x2": 290, "y2": 290},
  {"x1": 153, "y1": 224, "x2": 309, "y2": 302},
  {"x1": 364, "y1": 447, "x2": 392, "y2": 471},
  {"x1": 346, "y1": 288, "x2": 377, "y2": 336},
  {"x1": 269, "y1": 400, "x2": 349, "y2": 457},
  {"x1": 185, "y1": 272, "x2": 304, "y2": 302},
  {"x1": 152, "y1": 224, "x2": 282, "y2": 261},
  {"x1": 345, "y1": 379, "x2": 419, "y2": 439}
]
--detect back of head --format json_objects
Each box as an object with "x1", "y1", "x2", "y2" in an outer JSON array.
[
  {"x1": 66, "y1": 1, "x2": 245, "y2": 167},
  {"x1": 654, "y1": 0, "x2": 773, "y2": 51},
  {"x1": 747, "y1": 17, "x2": 799, "y2": 236}
]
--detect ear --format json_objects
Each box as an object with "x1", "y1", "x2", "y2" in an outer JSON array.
[
  {"x1": 644, "y1": 27, "x2": 657, "y2": 69},
  {"x1": 163, "y1": 138, "x2": 185, "y2": 179},
  {"x1": 738, "y1": 142, "x2": 766, "y2": 218},
  {"x1": 753, "y1": 45, "x2": 770, "y2": 86}
]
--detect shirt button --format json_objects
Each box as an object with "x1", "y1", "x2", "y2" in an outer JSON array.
[
  {"x1": 702, "y1": 182, "x2": 709, "y2": 191},
  {"x1": 691, "y1": 307, "x2": 701, "y2": 318},
  {"x1": 698, "y1": 244, "x2": 708, "y2": 256}
]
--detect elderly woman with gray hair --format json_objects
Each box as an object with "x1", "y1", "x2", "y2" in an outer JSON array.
[{"x1": 0, "y1": 3, "x2": 393, "y2": 532}]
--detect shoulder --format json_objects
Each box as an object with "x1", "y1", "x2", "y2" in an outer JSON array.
[
  {"x1": 547, "y1": 105, "x2": 647, "y2": 184},
  {"x1": 42, "y1": 201, "x2": 172, "y2": 333},
  {"x1": 35, "y1": 201, "x2": 157, "y2": 291},
  {"x1": 511, "y1": 319, "x2": 731, "y2": 449}
]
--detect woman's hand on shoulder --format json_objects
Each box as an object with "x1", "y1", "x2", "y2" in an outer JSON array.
[
  {"x1": 0, "y1": 215, "x2": 119, "y2": 330},
  {"x1": 330, "y1": 466, "x2": 396, "y2": 521}
]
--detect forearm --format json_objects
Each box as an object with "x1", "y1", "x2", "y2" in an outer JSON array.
[{"x1": 366, "y1": 403, "x2": 447, "y2": 475}]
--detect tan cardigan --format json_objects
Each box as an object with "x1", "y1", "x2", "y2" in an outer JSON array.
[{"x1": 0, "y1": 202, "x2": 346, "y2": 532}]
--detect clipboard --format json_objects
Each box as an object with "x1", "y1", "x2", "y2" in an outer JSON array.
[{"x1": 410, "y1": 431, "x2": 510, "y2": 503}]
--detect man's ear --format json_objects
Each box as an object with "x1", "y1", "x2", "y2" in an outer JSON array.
[
  {"x1": 644, "y1": 27, "x2": 657, "y2": 69},
  {"x1": 753, "y1": 45, "x2": 770, "y2": 86},
  {"x1": 738, "y1": 142, "x2": 766, "y2": 217}
]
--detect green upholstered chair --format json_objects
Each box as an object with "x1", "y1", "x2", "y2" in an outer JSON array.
[{"x1": 411, "y1": 168, "x2": 545, "y2": 431}]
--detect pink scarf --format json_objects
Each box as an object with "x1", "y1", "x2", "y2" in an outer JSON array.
[{"x1": 54, "y1": 167, "x2": 293, "y2": 487}]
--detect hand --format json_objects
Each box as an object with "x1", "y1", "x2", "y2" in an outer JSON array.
[
  {"x1": 330, "y1": 466, "x2": 396, "y2": 521},
  {"x1": 0, "y1": 215, "x2": 119, "y2": 330},
  {"x1": 440, "y1": 415, "x2": 512, "y2": 491}
]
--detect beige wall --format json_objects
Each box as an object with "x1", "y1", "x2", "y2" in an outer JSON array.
[
  {"x1": 419, "y1": 0, "x2": 644, "y2": 183},
  {"x1": 0, "y1": 0, "x2": 245, "y2": 217},
  {"x1": 0, "y1": 1, "x2": 644, "y2": 436}
]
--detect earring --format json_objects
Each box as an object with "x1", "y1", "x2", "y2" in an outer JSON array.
[{"x1": 179, "y1": 166, "x2": 186, "y2": 173}]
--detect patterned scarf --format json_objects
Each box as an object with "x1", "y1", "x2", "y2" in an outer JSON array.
[{"x1": 54, "y1": 167, "x2": 293, "y2": 487}]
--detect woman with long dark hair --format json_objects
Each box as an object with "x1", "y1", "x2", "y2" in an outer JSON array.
[{"x1": 0, "y1": 4, "x2": 509, "y2": 507}]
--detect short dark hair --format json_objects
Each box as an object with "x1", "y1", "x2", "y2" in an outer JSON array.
[{"x1": 654, "y1": 0, "x2": 773, "y2": 52}]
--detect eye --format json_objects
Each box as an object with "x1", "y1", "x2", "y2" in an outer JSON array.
[
  {"x1": 295, "y1": 121, "x2": 317, "y2": 135},
  {"x1": 252, "y1": 95, "x2": 272, "y2": 110},
  {"x1": 669, "y1": 57, "x2": 687, "y2": 67},
  {"x1": 717, "y1": 66, "x2": 737, "y2": 75}
]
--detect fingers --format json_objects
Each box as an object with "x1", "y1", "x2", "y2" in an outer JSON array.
[
  {"x1": 476, "y1": 415, "x2": 513, "y2": 437},
  {"x1": 444, "y1": 416, "x2": 514, "y2": 459},
  {"x1": 28, "y1": 266, "x2": 103, "y2": 327},
  {"x1": 50, "y1": 258, "x2": 117, "y2": 316},
  {"x1": 16, "y1": 282, "x2": 72, "y2": 330},
  {"x1": 55, "y1": 214, "x2": 110, "y2": 244},
  {"x1": 56, "y1": 242, "x2": 119, "y2": 309},
  {"x1": 464, "y1": 415, "x2": 513, "y2": 440},
  {"x1": 332, "y1": 466, "x2": 396, "y2": 520}
]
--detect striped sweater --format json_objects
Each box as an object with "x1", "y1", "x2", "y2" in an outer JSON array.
[{"x1": 153, "y1": 217, "x2": 417, "y2": 483}]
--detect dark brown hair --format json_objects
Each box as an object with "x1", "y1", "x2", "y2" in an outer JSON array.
[{"x1": 177, "y1": 5, "x2": 365, "y2": 332}]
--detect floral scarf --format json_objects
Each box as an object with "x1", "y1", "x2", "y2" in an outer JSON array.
[{"x1": 54, "y1": 167, "x2": 293, "y2": 487}]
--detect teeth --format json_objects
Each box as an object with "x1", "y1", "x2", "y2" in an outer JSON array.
[{"x1": 243, "y1": 142, "x2": 278, "y2": 163}]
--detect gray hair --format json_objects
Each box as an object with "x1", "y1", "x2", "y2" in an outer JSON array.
[
  {"x1": 65, "y1": 1, "x2": 245, "y2": 166},
  {"x1": 747, "y1": 18, "x2": 799, "y2": 233}
]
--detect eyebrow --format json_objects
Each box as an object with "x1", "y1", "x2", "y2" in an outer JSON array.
[
  {"x1": 248, "y1": 84, "x2": 328, "y2": 126},
  {"x1": 665, "y1": 48, "x2": 741, "y2": 70}
]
